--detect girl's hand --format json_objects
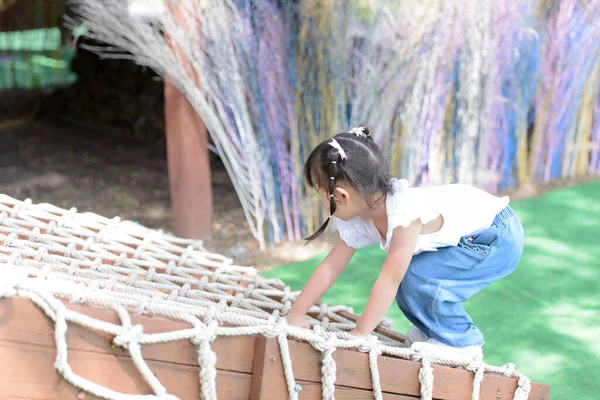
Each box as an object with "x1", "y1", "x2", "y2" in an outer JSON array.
[{"x1": 286, "y1": 312, "x2": 310, "y2": 329}]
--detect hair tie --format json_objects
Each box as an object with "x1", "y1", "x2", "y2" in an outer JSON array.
[
  {"x1": 349, "y1": 126, "x2": 369, "y2": 138},
  {"x1": 328, "y1": 138, "x2": 347, "y2": 160}
]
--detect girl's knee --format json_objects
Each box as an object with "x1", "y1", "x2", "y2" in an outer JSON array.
[{"x1": 399, "y1": 271, "x2": 437, "y2": 308}]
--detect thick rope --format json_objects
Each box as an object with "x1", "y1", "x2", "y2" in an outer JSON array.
[{"x1": 368, "y1": 346, "x2": 383, "y2": 400}]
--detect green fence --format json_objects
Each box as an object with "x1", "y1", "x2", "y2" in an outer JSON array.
[{"x1": 0, "y1": 28, "x2": 78, "y2": 90}]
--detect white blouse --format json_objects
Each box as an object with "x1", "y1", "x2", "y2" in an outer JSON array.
[{"x1": 332, "y1": 178, "x2": 510, "y2": 254}]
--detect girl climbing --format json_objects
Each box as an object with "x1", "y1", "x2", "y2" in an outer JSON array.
[{"x1": 287, "y1": 126, "x2": 524, "y2": 360}]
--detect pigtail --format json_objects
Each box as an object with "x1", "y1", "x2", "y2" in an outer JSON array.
[{"x1": 304, "y1": 148, "x2": 341, "y2": 242}]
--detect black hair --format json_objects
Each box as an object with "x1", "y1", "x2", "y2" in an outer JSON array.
[{"x1": 303, "y1": 126, "x2": 393, "y2": 242}]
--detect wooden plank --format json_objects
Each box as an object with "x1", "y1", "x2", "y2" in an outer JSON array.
[
  {"x1": 0, "y1": 297, "x2": 256, "y2": 373},
  {"x1": 249, "y1": 337, "x2": 418, "y2": 400},
  {"x1": 0, "y1": 340, "x2": 251, "y2": 400},
  {"x1": 266, "y1": 338, "x2": 549, "y2": 400},
  {"x1": 295, "y1": 381, "x2": 419, "y2": 400},
  {"x1": 0, "y1": 299, "x2": 550, "y2": 400},
  {"x1": 249, "y1": 336, "x2": 281, "y2": 399}
]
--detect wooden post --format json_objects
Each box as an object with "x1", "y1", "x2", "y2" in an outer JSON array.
[
  {"x1": 164, "y1": 79, "x2": 212, "y2": 239},
  {"x1": 250, "y1": 337, "x2": 289, "y2": 399},
  {"x1": 164, "y1": 2, "x2": 213, "y2": 240}
]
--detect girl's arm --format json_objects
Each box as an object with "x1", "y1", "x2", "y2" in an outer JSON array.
[
  {"x1": 287, "y1": 240, "x2": 356, "y2": 327},
  {"x1": 350, "y1": 219, "x2": 421, "y2": 337}
]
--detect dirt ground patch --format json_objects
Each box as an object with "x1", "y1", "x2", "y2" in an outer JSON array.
[{"x1": 0, "y1": 120, "x2": 333, "y2": 270}]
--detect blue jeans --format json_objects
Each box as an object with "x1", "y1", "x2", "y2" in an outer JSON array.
[{"x1": 396, "y1": 206, "x2": 524, "y2": 347}]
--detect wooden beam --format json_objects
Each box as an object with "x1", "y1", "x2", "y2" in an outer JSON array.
[
  {"x1": 0, "y1": 297, "x2": 255, "y2": 373},
  {"x1": 249, "y1": 337, "x2": 419, "y2": 400},
  {"x1": 0, "y1": 297, "x2": 550, "y2": 400},
  {"x1": 293, "y1": 381, "x2": 420, "y2": 400},
  {"x1": 249, "y1": 336, "x2": 284, "y2": 399},
  {"x1": 0, "y1": 340, "x2": 251, "y2": 400},
  {"x1": 251, "y1": 338, "x2": 549, "y2": 400}
]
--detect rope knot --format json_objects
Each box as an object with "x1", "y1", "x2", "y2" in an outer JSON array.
[
  {"x1": 202, "y1": 300, "x2": 227, "y2": 325},
  {"x1": 30, "y1": 227, "x2": 41, "y2": 242},
  {"x1": 318, "y1": 302, "x2": 329, "y2": 319},
  {"x1": 113, "y1": 324, "x2": 143, "y2": 348},
  {"x1": 191, "y1": 320, "x2": 218, "y2": 345},
  {"x1": 136, "y1": 293, "x2": 163, "y2": 315},
  {"x1": 7, "y1": 251, "x2": 21, "y2": 266},
  {"x1": 9, "y1": 201, "x2": 25, "y2": 218},
  {"x1": 103, "y1": 277, "x2": 119, "y2": 292},
  {"x1": 64, "y1": 243, "x2": 77, "y2": 258},
  {"x1": 126, "y1": 273, "x2": 139, "y2": 286},
  {"x1": 466, "y1": 359, "x2": 484, "y2": 373},
  {"x1": 33, "y1": 246, "x2": 49, "y2": 262},
  {"x1": 67, "y1": 261, "x2": 78, "y2": 275},
  {"x1": 281, "y1": 302, "x2": 292, "y2": 317},
  {"x1": 178, "y1": 283, "x2": 191, "y2": 297},
  {"x1": 3, "y1": 232, "x2": 18, "y2": 247},
  {"x1": 242, "y1": 283, "x2": 255, "y2": 298},
  {"x1": 211, "y1": 268, "x2": 224, "y2": 283},
  {"x1": 231, "y1": 292, "x2": 245, "y2": 308},
  {"x1": 166, "y1": 261, "x2": 176, "y2": 275},
  {"x1": 357, "y1": 335, "x2": 379, "y2": 353},
  {"x1": 82, "y1": 236, "x2": 94, "y2": 251},
  {"x1": 46, "y1": 220, "x2": 57, "y2": 234},
  {"x1": 264, "y1": 318, "x2": 287, "y2": 339},
  {"x1": 70, "y1": 282, "x2": 99, "y2": 305},
  {"x1": 90, "y1": 257, "x2": 102, "y2": 271},
  {"x1": 114, "y1": 252, "x2": 128, "y2": 267},
  {"x1": 380, "y1": 316, "x2": 393, "y2": 329},
  {"x1": 502, "y1": 362, "x2": 516, "y2": 377},
  {"x1": 145, "y1": 266, "x2": 157, "y2": 281},
  {"x1": 177, "y1": 245, "x2": 194, "y2": 266},
  {"x1": 197, "y1": 275, "x2": 209, "y2": 291},
  {"x1": 310, "y1": 336, "x2": 336, "y2": 353},
  {"x1": 58, "y1": 206, "x2": 77, "y2": 227},
  {"x1": 281, "y1": 286, "x2": 293, "y2": 304}
]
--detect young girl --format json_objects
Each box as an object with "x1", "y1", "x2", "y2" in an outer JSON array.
[{"x1": 287, "y1": 126, "x2": 524, "y2": 359}]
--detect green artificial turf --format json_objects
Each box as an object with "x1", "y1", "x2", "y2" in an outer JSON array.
[{"x1": 262, "y1": 180, "x2": 600, "y2": 400}]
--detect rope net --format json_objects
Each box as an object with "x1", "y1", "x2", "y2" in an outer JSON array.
[{"x1": 0, "y1": 194, "x2": 531, "y2": 400}]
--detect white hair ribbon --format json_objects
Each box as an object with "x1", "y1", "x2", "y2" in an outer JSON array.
[
  {"x1": 349, "y1": 126, "x2": 369, "y2": 137},
  {"x1": 328, "y1": 138, "x2": 347, "y2": 160}
]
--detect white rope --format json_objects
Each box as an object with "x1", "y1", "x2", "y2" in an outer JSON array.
[
  {"x1": 190, "y1": 318, "x2": 219, "y2": 400},
  {"x1": 468, "y1": 361, "x2": 485, "y2": 400},
  {"x1": 0, "y1": 195, "x2": 532, "y2": 400}
]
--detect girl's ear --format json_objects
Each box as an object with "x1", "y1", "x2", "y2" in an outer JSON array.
[{"x1": 334, "y1": 187, "x2": 350, "y2": 205}]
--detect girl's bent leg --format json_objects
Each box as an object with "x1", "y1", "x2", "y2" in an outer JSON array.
[{"x1": 395, "y1": 207, "x2": 524, "y2": 347}]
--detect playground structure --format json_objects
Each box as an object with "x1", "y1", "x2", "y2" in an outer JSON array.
[{"x1": 0, "y1": 194, "x2": 551, "y2": 399}]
